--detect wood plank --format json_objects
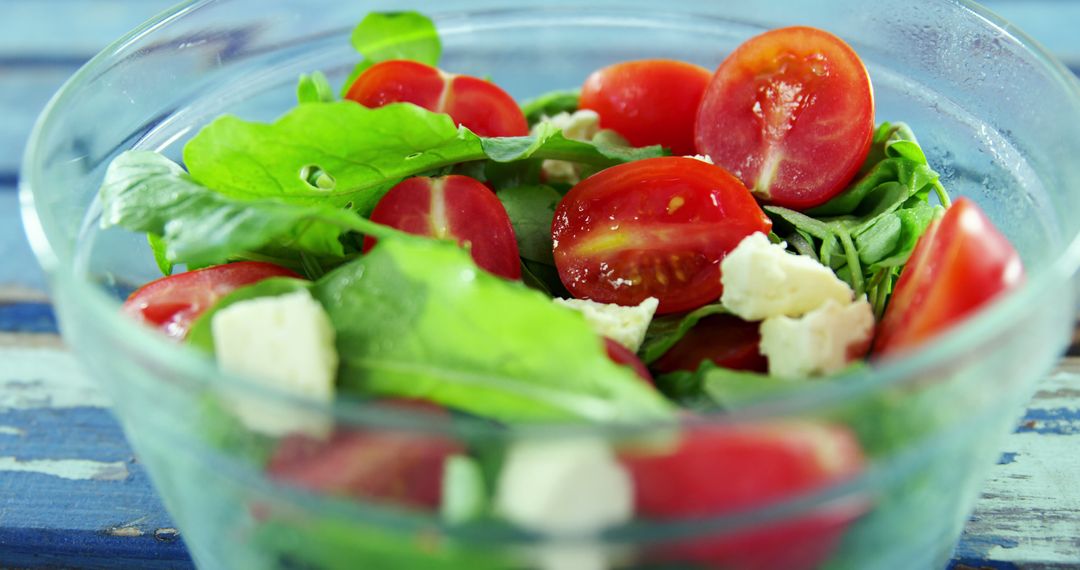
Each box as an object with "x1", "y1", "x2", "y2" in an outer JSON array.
[{"x1": 0, "y1": 345, "x2": 192, "y2": 568}]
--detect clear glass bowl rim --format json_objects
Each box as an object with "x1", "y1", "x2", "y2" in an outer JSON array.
[{"x1": 18, "y1": 0, "x2": 1080, "y2": 439}]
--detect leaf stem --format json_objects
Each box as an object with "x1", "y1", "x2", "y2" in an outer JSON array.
[{"x1": 835, "y1": 228, "x2": 865, "y2": 295}]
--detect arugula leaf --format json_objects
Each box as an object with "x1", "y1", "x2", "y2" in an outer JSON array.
[
  {"x1": 520, "y1": 89, "x2": 580, "y2": 125},
  {"x1": 183, "y1": 103, "x2": 664, "y2": 216},
  {"x1": 339, "y1": 11, "x2": 442, "y2": 97},
  {"x1": 186, "y1": 277, "x2": 312, "y2": 353},
  {"x1": 312, "y1": 236, "x2": 674, "y2": 424},
  {"x1": 297, "y1": 71, "x2": 335, "y2": 104},
  {"x1": 496, "y1": 185, "x2": 560, "y2": 265},
  {"x1": 639, "y1": 304, "x2": 729, "y2": 364},
  {"x1": 147, "y1": 233, "x2": 173, "y2": 275},
  {"x1": 100, "y1": 150, "x2": 394, "y2": 268}
]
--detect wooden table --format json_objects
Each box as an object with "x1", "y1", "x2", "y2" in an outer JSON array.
[{"x1": 1, "y1": 1, "x2": 1078, "y2": 567}]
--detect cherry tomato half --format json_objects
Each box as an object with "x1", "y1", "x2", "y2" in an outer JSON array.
[
  {"x1": 268, "y1": 412, "x2": 462, "y2": 511},
  {"x1": 622, "y1": 422, "x2": 866, "y2": 570},
  {"x1": 652, "y1": 314, "x2": 767, "y2": 374},
  {"x1": 603, "y1": 337, "x2": 654, "y2": 384},
  {"x1": 363, "y1": 175, "x2": 522, "y2": 280},
  {"x1": 580, "y1": 59, "x2": 712, "y2": 155},
  {"x1": 346, "y1": 60, "x2": 529, "y2": 137},
  {"x1": 122, "y1": 261, "x2": 300, "y2": 340},
  {"x1": 552, "y1": 157, "x2": 771, "y2": 314},
  {"x1": 695, "y1": 26, "x2": 874, "y2": 210},
  {"x1": 873, "y1": 198, "x2": 1024, "y2": 356}
]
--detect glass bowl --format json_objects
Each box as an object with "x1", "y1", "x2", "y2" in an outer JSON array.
[{"x1": 20, "y1": 0, "x2": 1080, "y2": 568}]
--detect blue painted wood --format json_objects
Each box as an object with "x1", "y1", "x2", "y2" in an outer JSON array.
[{"x1": 0, "y1": 190, "x2": 48, "y2": 293}]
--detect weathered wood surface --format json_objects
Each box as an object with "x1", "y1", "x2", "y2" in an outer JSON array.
[{"x1": 1, "y1": 0, "x2": 1078, "y2": 568}]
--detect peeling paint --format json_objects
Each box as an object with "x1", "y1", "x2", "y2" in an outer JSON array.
[
  {"x1": 0, "y1": 425, "x2": 25, "y2": 436},
  {"x1": 0, "y1": 347, "x2": 111, "y2": 410},
  {"x1": 0, "y1": 456, "x2": 129, "y2": 481},
  {"x1": 107, "y1": 526, "x2": 144, "y2": 537}
]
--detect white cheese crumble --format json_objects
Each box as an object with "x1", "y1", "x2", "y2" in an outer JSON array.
[
  {"x1": 684, "y1": 154, "x2": 714, "y2": 164},
  {"x1": 494, "y1": 438, "x2": 633, "y2": 535},
  {"x1": 759, "y1": 297, "x2": 874, "y2": 379},
  {"x1": 720, "y1": 232, "x2": 853, "y2": 321},
  {"x1": 553, "y1": 297, "x2": 659, "y2": 352},
  {"x1": 533, "y1": 110, "x2": 627, "y2": 185},
  {"x1": 212, "y1": 290, "x2": 338, "y2": 437}
]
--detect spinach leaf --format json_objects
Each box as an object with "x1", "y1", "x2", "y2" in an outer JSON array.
[
  {"x1": 312, "y1": 236, "x2": 674, "y2": 424},
  {"x1": 520, "y1": 89, "x2": 580, "y2": 125},
  {"x1": 183, "y1": 103, "x2": 664, "y2": 216},
  {"x1": 100, "y1": 150, "x2": 394, "y2": 268},
  {"x1": 639, "y1": 304, "x2": 728, "y2": 364},
  {"x1": 496, "y1": 185, "x2": 560, "y2": 265},
  {"x1": 297, "y1": 71, "x2": 335, "y2": 104},
  {"x1": 520, "y1": 259, "x2": 570, "y2": 298},
  {"x1": 654, "y1": 362, "x2": 802, "y2": 410},
  {"x1": 339, "y1": 11, "x2": 442, "y2": 97},
  {"x1": 186, "y1": 277, "x2": 313, "y2": 353}
]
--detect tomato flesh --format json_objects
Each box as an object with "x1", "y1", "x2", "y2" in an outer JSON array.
[
  {"x1": 121, "y1": 261, "x2": 300, "y2": 340},
  {"x1": 552, "y1": 157, "x2": 771, "y2": 314},
  {"x1": 622, "y1": 422, "x2": 866, "y2": 570},
  {"x1": 874, "y1": 198, "x2": 1024, "y2": 355},
  {"x1": 652, "y1": 314, "x2": 767, "y2": 374},
  {"x1": 346, "y1": 60, "x2": 528, "y2": 137},
  {"x1": 580, "y1": 59, "x2": 711, "y2": 155},
  {"x1": 363, "y1": 175, "x2": 522, "y2": 280},
  {"x1": 268, "y1": 418, "x2": 462, "y2": 511},
  {"x1": 695, "y1": 26, "x2": 874, "y2": 210}
]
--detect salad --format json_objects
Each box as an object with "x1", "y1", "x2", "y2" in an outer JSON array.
[{"x1": 99, "y1": 11, "x2": 1025, "y2": 570}]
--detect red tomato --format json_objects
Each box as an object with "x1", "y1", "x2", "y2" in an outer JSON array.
[
  {"x1": 622, "y1": 422, "x2": 866, "y2": 570},
  {"x1": 652, "y1": 314, "x2": 767, "y2": 374},
  {"x1": 695, "y1": 27, "x2": 874, "y2": 210},
  {"x1": 603, "y1": 337, "x2": 654, "y2": 384},
  {"x1": 551, "y1": 157, "x2": 771, "y2": 314},
  {"x1": 121, "y1": 261, "x2": 300, "y2": 340},
  {"x1": 579, "y1": 59, "x2": 712, "y2": 155},
  {"x1": 362, "y1": 175, "x2": 522, "y2": 280},
  {"x1": 345, "y1": 60, "x2": 528, "y2": 137},
  {"x1": 874, "y1": 198, "x2": 1024, "y2": 355},
  {"x1": 268, "y1": 425, "x2": 463, "y2": 511}
]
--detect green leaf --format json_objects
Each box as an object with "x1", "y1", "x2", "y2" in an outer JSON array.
[
  {"x1": 654, "y1": 362, "x2": 802, "y2": 410},
  {"x1": 339, "y1": 11, "x2": 442, "y2": 97},
  {"x1": 183, "y1": 103, "x2": 474, "y2": 214},
  {"x1": 297, "y1": 71, "x2": 335, "y2": 104},
  {"x1": 867, "y1": 201, "x2": 942, "y2": 270},
  {"x1": 100, "y1": 151, "x2": 393, "y2": 268},
  {"x1": 854, "y1": 213, "x2": 902, "y2": 266},
  {"x1": 520, "y1": 89, "x2": 580, "y2": 125},
  {"x1": 496, "y1": 185, "x2": 560, "y2": 265},
  {"x1": 520, "y1": 259, "x2": 570, "y2": 298},
  {"x1": 147, "y1": 233, "x2": 173, "y2": 275},
  {"x1": 186, "y1": 277, "x2": 312, "y2": 353},
  {"x1": 639, "y1": 304, "x2": 729, "y2": 364},
  {"x1": 183, "y1": 103, "x2": 664, "y2": 216},
  {"x1": 312, "y1": 237, "x2": 674, "y2": 424}
]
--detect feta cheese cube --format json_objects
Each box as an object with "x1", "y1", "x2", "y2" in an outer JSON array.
[
  {"x1": 721, "y1": 232, "x2": 853, "y2": 321},
  {"x1": 212, "y1": 290, "x2": 338, "y2": 437},
  {"x1": 533, "y1": 110, "x2": 627, "y2": 185},
  {"x1": 553, "y1": 297, "x2": 658, "y2": 352},
  {"x1": 534, "y1": 110, "x2": 602, "y2": 142},
  {"x1": 759, "y1": 297, "x2": 874, "y2": 379},
  {"x1": 494, "y1": 438, "x2": 633, "y2": 535}
]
